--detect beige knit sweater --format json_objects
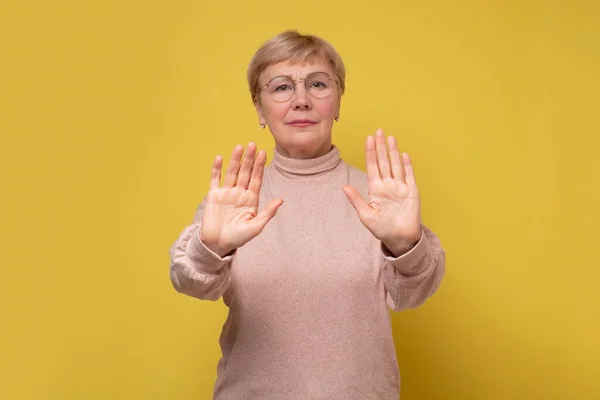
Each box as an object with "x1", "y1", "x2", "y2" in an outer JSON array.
[{"x1": 169, "y1": 145, "x2": 446, "y2": 399}]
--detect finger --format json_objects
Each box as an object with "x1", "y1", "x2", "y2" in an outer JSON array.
[
  {"x1": 342, "y1": 185, "x2": 370, "y2": 220},
  {"x1": 388, "y1": 136, "x2": 405, "y2": 183},
  {"x1": 365, "y1": 135, "x2": 380, "y2": 182},
  {"x1": 251, "y1": 198, "x2": 284, "y2": 232},
  {"x1": 375, "y1": 129, "x2": 391, "y2": 179},
  {"x1": 210, "y1": 155, "x2": 223, "y2": 190},
  {"x1": 403, "y1": 152, "x2": 417, "y2": 186},
  {"x1": 223, "y1": 145, "x2": 244, "y2": 188},
  {"x1": 236, "y1": 142, "x2": 257, "y2": 189},
  {"x1": 248, "y1": 150, "x2": 267, "y2": 194}
]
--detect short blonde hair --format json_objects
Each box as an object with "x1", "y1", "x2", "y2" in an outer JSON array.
[{"x1": 247, "y1": 30, "x2": 346, "y2": 103}]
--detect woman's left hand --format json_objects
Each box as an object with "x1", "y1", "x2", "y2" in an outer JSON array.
[{"x1": 343, "y1": 129, "x2": 423, "y2": 257}]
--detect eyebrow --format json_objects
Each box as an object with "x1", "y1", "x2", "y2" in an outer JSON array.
[{"x1": 269, "y1": 71, "x2": 326, "y2": 79}]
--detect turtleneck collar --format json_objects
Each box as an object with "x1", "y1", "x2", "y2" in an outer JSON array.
[{"x1": 270, "y1": 145, "x2": 342, "y2": 178}]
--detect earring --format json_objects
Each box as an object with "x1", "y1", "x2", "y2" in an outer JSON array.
[
  {"x1": 259, "y1": 117, "x2": 266, "y2": 129},
  {"x1": 335, "y1": 116, "x2": 339, "y2": 122},
  {"x1": 260, "y1": 123, "x2": 266, "y2": 129}
]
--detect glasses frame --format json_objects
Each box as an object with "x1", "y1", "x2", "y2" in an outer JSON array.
[{"x1": 258, "y1": 71, "x2": 338, "y2": 103}]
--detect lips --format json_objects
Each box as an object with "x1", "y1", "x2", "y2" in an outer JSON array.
[{"x1": 287, "y1": 119, "x2": 317, "y2": 127}]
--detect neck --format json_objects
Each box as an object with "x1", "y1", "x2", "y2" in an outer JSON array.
[
  {"x1": 275, "y1": 140, "x2": 333, "y2": 160},
  {"x1": 271, "y1": 143, "x2": 341, "y2": 178}
]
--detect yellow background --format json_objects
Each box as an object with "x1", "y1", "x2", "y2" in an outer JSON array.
[{"x1": 1, "y1": 0, "x2": 598, "y2": 399}]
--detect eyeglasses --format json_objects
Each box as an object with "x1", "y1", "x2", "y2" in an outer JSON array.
[{"x1": 258, "y1": 72, "x2": 337, "y2": 103}]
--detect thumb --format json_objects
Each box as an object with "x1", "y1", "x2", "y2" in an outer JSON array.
[
  {"x1": 342, "y1": 185, "x2": 369, "y2": 219},
  {"x1": 251, "y1": 198, "x2": 284, "y2": 231}
]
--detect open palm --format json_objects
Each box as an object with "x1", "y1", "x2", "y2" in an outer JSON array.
[
  {"x1": 200, "y1": 143, "x2": 283, "y2": 256},
  {"x1": 343, "y1": 129, "x2": 422, "y2": 252}
]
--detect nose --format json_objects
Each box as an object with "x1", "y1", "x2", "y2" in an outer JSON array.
[{"x1": 291, "y1": 85, "x2": 312, "y2": 110}]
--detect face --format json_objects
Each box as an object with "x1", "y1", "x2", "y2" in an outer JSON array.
[{"x1": 255, "y1": 61, "x2": 340, "y2": 159}]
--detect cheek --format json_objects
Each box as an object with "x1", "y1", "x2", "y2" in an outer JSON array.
[
  {"x1": 313, "y1": 98, "x2": 337, "y2": 118},
  {"x1": 263, "y1": 102, "x2": 289, "y2": 123}
]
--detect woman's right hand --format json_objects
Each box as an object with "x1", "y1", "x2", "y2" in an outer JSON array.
[{"x1": 199, "y1": 142, "x2": 283, "y2": 257}]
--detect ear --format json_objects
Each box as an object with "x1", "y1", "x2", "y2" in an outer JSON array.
[
  {"x1": 254, "y1": 98, "x2": 267, "y2": 128},
  {"x1": 254, "y1": 97, "x2": 263, "y2": 118}
]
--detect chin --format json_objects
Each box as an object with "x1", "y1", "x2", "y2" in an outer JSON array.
[{"x1": 287, "y1": 131, "x2": 324, "y2": 145}]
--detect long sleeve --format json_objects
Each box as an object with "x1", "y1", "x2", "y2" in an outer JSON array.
[
  {"x1": 381, "y1": 224, "x2": 446, "y2": 311},
  {"x1": 169, "y1": 200, "x2": 235, "y2": 301}
]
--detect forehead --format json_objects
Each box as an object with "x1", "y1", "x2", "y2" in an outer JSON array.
[{"x1": 261, "y1": 60, "x2": 334, "y2": 81}]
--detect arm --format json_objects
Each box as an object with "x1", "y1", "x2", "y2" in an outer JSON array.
[
  {"x1": 381, "y1": 224, "x2": 446, "y2": 311},
  {"x1": 169, "y1": 142, "x2": 282, "y2": 301},
  {"x1": 342, "y1": 130, "x2": 446, "y2": 311},
  {"x1": 169, "y1": 201, "x2": 235, "y2": 301}
]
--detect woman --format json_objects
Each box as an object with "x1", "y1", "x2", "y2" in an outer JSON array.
[{"x1": 169, "y1": 30, "x2": 446, "y2": 399}]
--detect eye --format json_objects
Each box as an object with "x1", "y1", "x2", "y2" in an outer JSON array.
[
  {"x1": 308, "y1": 80, "x2": 328, "y2": 89},
  {"x1": 274, "y1": 84, "x2": 293, "y2": 92}
]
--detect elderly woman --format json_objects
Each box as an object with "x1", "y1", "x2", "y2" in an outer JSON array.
[{"x1": 169, "y1": 30, "x2": 446, "y2": 399}]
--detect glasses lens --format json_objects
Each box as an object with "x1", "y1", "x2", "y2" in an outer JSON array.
[
  {"x1": 305, "y1": 72, "x2": 334, "y2": 99},
  {"x1": 266, "y1": 77, "x2": 295, "y2": 102},
  {"x1": 263, "y1": 73, "x2": 335, "y2": 102}
]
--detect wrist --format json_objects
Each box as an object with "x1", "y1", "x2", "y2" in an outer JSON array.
[
  {"x1": 382, "y1": 234, "x2": 421, "y2": 258},
  {"x1": 205, "y1": 243, "x2": 233, "y2": 258},
  {"x1": 198, "y1": 232, "x2": 233, "y2": 258}
]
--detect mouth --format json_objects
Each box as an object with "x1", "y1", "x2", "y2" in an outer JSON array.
[{"x1": 286, "y1": 119, "x2": 317, "y2": 127}]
